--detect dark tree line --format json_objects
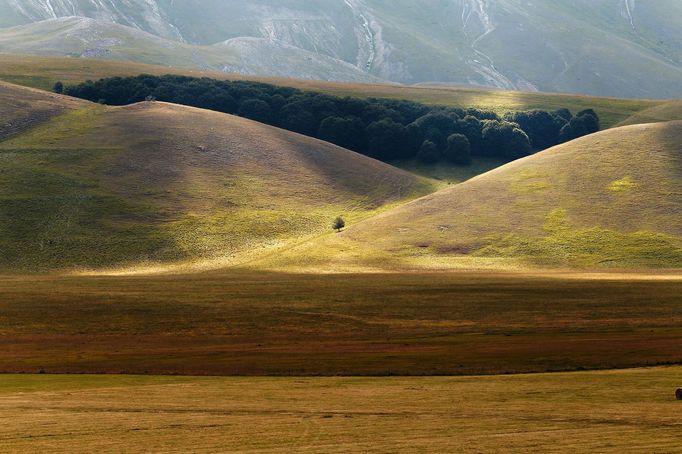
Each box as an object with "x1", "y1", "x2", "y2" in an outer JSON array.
[
  {"x1": 504, "y1": 108, "x2": 599, "y2": 149},
  {"x1": 61, "y1": 75, "x2": 600, "y2": 165}
]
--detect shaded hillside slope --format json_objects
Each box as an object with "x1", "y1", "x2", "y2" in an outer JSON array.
[
  {"x1": 0, "y1": 17, "x2": 381, "y2": 83},
  {"x1": 0, "y1": 80, "x2": 86, "y2": 138},
  {"x1": 0, "y1": 54, "x2": 662, "y2": 129},
  {"x1": 262, "y1": 122, "x2": 682, "y2": 271},
  {"x1": 0, "y1": 83, "x2": 430, "y2": 272}
]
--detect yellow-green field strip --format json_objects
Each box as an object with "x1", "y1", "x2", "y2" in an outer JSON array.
[{"x1": 1, "y1": 367, "x2": 681, "y2": 452}]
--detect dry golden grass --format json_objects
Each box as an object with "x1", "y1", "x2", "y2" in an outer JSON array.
[
  {"x1": 1, "y1": 367, "x2": 682, "y2": 453},
  {"x1": 261, "y1": 121, "x2": 682, "y2": 272},
  {"x1": 0, "y1": 82, "x2": 431, "y2": 272}
]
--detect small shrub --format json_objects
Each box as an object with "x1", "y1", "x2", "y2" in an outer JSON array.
[{"x1": 332, "y1": 216, "x2": 346, "y2": 232}]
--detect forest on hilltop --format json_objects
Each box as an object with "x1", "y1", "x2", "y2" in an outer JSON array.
[{"x1": 63, "y1": 75, "x2": 600, "y2": 165}]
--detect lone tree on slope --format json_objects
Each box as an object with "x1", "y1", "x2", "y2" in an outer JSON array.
[{"x1": 333, "y1": 216, "x2": 346, "y2": 232}]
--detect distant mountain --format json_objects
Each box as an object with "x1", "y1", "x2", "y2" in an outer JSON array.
[
  {"x1": 0, "y1": 17, "x2": 381, "y2": 83},
  {"x1": 1, "y1": 0, "x2": 681, "y2": 98}
]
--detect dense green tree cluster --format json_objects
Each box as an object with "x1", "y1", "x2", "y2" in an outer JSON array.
[
  {"x1": 505, "y1": 108, "x2": 600, "y2": 149},
  {"x1": 63, "y1": 75, "x2": 599, "y2": 165}
]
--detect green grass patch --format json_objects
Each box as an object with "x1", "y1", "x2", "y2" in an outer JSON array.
[
  {"x1": 0, "y1": 74, "x2": 55, "y2": 91},
  {"x1": 0, "y1": 105, "x2": 106, "y2": 148},
  {"x1": 0, "y1": 147, "x2": 183, "y2": 271},
  {"x1": 476, "y1": 208, "x2": 682, "y2": 267},
  {"x1": 609, "y1": 176, "x2": 637, "y2": 192},
  {"x1": 512, "y1": 180, "x2": 552, "y2": 193}
]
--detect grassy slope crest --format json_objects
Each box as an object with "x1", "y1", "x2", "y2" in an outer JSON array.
[
  {"x1": 0, "y1": 80, "x2": 86, "y2": 138},
  {"x1": 617, "y1": 101, "x2": 682, "y2": 127}
]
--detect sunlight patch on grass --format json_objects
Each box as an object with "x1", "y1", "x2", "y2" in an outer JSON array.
[
  {"x1": 512, "y1": 180, "x2": 552, "y2": 193},
  {"x1": 0, "y1": 105, "x2": 106, "y2": 148},
  {"x1": 475, "y1": 208, "x2": 682, "y2": 268},
  {"x1": 609, "y1": 175, "x2": 637, "y2": 192}
]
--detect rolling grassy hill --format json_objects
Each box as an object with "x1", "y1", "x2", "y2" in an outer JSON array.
[
  {"x1": 261, "y1": 121, "x2": 682, "y2": 271},
  {"x1": 0, "y1": 82, "x2": 431, "y2": 272},
  {"x1": 0, "y1": 54, "x2": 665, "y2": 129},
  {"x1": 0, "y1": 76, "x2": 679, "y2": 273},
  {"x1": 617, "y1": 100, "x2": 682, "y2": 126}
]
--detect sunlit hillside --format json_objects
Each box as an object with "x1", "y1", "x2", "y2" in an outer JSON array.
[
  {"x1": 617, "y1": 100, "x2": 682, "y2": 126},
  {"x1": 261, "y1": 121, "x2": 682, "y2": 271}
]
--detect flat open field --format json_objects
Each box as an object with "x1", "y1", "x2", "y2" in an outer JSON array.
[
  {"x1": 1, "y1": 367, "x2": 681, "y2": 453},
  {"x1": 1, "y1": 272, "x2": 681, "y2": 376}
]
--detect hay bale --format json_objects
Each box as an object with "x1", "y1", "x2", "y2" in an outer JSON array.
[{"x1": 676, "y1": 388, "x2": 682, "y2": 400}]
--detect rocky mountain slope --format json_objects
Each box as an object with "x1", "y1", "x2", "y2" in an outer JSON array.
[
  {"x1": 1, "y1": 0, "x2": 681, "y2": 97},
  {"x1": 0, "y1": 17, "x2": 381, "y2": 83}
]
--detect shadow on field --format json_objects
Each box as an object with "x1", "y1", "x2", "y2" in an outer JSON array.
[{"x1": 0, "y1": 271, "x2": 680, "y2": 376}]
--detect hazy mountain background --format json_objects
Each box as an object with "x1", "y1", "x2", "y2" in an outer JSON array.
[{"x1": 0, "y1": 0, "x2": 681, "y2": 98}]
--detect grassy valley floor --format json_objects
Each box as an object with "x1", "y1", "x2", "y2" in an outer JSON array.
[
  {"x1": 1, "y1": 367, "x2": 682, "y2": 452},
  {"x1": 1, "y1": 271, "x2": 680, "y2": 376}
]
